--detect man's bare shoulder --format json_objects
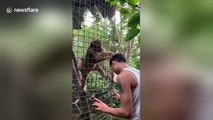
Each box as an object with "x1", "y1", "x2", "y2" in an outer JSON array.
[{"x1": 118, "y1": 71, "x2": 136, "y2": 82}]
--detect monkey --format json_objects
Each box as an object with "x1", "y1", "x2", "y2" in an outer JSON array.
[{"x1": 77, "y1": 40, "x2": 114, "y2": 95}]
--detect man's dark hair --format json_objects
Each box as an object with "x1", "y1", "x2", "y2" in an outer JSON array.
[{"x1": 109, "y1": 53, "x2": 126, "y2": 66}]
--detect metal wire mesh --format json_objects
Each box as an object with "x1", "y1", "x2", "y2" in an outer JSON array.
[{"x1": 72, "y1": 0, "x2": 116, "y2": 120}]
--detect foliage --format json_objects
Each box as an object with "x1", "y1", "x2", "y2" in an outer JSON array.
[
  {"x1": 129, "y1": 48, "x2": 140, "y2": 69},
  {"x1": 107, "y1": 0, "x2": 140, "y2": 42},
  {"x1": 125, "y1": 28, "x2": 140, "y2": 41}
]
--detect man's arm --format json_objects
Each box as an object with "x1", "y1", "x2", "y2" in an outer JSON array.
[
  {"x1": 107, "y1": 75, "x2": 133, "y2": 118},
  {"x1": 93, "y1": 72, "x2": 134, "y2": 118}
]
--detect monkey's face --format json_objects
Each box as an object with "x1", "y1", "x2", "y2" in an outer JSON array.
[
  {"x1": 90, "y1": 40, "x2": 103, "y2": 52},
  {"x1": 93, "y1": 45, "x2": 102, "y2": 52}
]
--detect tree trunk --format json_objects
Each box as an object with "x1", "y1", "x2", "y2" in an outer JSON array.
[{"x1": 126, "y1": 40, "x2": 134, "y2": 64}]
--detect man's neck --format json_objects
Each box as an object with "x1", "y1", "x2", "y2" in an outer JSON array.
[{"x1": 119, "y1": 63, "x2": 129, "y2": 72}]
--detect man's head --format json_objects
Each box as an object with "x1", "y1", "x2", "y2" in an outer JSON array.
[{"x1": 110, "y1": 53, "x2": 127, "y2": 74}]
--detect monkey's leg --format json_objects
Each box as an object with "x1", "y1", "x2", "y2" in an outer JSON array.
[{"x1": 81, "y1": 69, "x2": 90, "y2": 95}]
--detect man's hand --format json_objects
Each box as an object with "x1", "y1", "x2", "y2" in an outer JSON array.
[
  {"x1": 112, "y1": 90, "x2": 120, "y2": 100},
  {"x1": 92, "y1": 98, "x2": 109, "y2": 113}
]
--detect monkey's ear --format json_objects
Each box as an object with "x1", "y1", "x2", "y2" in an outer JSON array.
[{"x1": 90, "y1": 42, "x2": 94, "y2": 48}]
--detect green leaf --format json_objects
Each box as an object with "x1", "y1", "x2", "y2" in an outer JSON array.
[
  {"x1": 138, "y1": 35, "x2": 141, "y2": 47},
  {"x1": 127, "y1": 13, "x2": 140, "y2": 27},
  {"x1": 119, "y1": 0, "x2": 126, "y2": 5},
  {"x1": 128, "y1": 0, "x2": 140, "y2": 5},
  {"x1": 106, "y1": 0, "x2": 119, "y2": 5},
  {"x1": 120, "y1": 8, "x2": 129, "y2": 14},
  {"x1": 125, "y1": 28, "x2": 140, "y2": 41}
]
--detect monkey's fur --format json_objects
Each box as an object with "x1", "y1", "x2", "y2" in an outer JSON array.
[{"x1": 77, "y1": 40, "x2": 113, "y2": 95}]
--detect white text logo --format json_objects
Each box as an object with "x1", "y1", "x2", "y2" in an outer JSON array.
[
  {"x1": 6, "y1": 7, "x2": 13, "y2": 13},
  {"x1": 6, "y1": 7, "x2": 39, "y2": 13}
]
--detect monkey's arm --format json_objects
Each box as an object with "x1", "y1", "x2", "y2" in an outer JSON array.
[
  {"x1": 95, "y1": 63, "x2": 110, "y2": 80},
  {"x1": 95, "y1": 52, "x2": 113, "y2": 63}
]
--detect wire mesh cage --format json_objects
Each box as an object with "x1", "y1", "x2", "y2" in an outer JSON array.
[{"x1": 72, "y1": 0, "x2": 116, "y2": 120}]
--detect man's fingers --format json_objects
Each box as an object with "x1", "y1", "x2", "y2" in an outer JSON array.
[
  {"x1": 92, "y1": 102, "x2": 97, "y2": 106},
  {"x1": 92, "y1": 101, "x2": 101, "y2": 106},
  {"x1": 92, "y1": 102, "x2": 101, "y2": 111},
  {"x1": 112, "y1": 89, "x2": 117, "y2": 92},
  {"x1": 111, "y1": 90, "x2": 118, "y2": 94},
  {"x1": 94, "y1": 98, "x2": 101, "y2": 103},
  {"x1": 111, "y1": 90, "x2": 116, "y2": 94}
]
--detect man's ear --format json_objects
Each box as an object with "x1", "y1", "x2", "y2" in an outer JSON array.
[{"x1": 112, "y1": 61, "x2": 116, "y2": 65}]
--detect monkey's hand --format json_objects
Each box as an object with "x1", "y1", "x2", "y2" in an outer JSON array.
[
  {"x1": 104, "y1": 74, "x2": 111, "y2": 80},
  {"x1": 109, "y1": 52, "x2": 115, "y2": 56},
  {"x1": 109, "y1": 52, "x2": 117, "y2": 58},
  {"x1": 111, "y1": 52, "x2": 116, "y2": 56},
  {"x1": 105, "y1": 52, "x2": 114, "y2": 59}
]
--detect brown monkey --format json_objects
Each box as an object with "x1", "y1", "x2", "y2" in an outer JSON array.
[{"x1": 77, "y1": 40, "x2": 114, "y2": 95}]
